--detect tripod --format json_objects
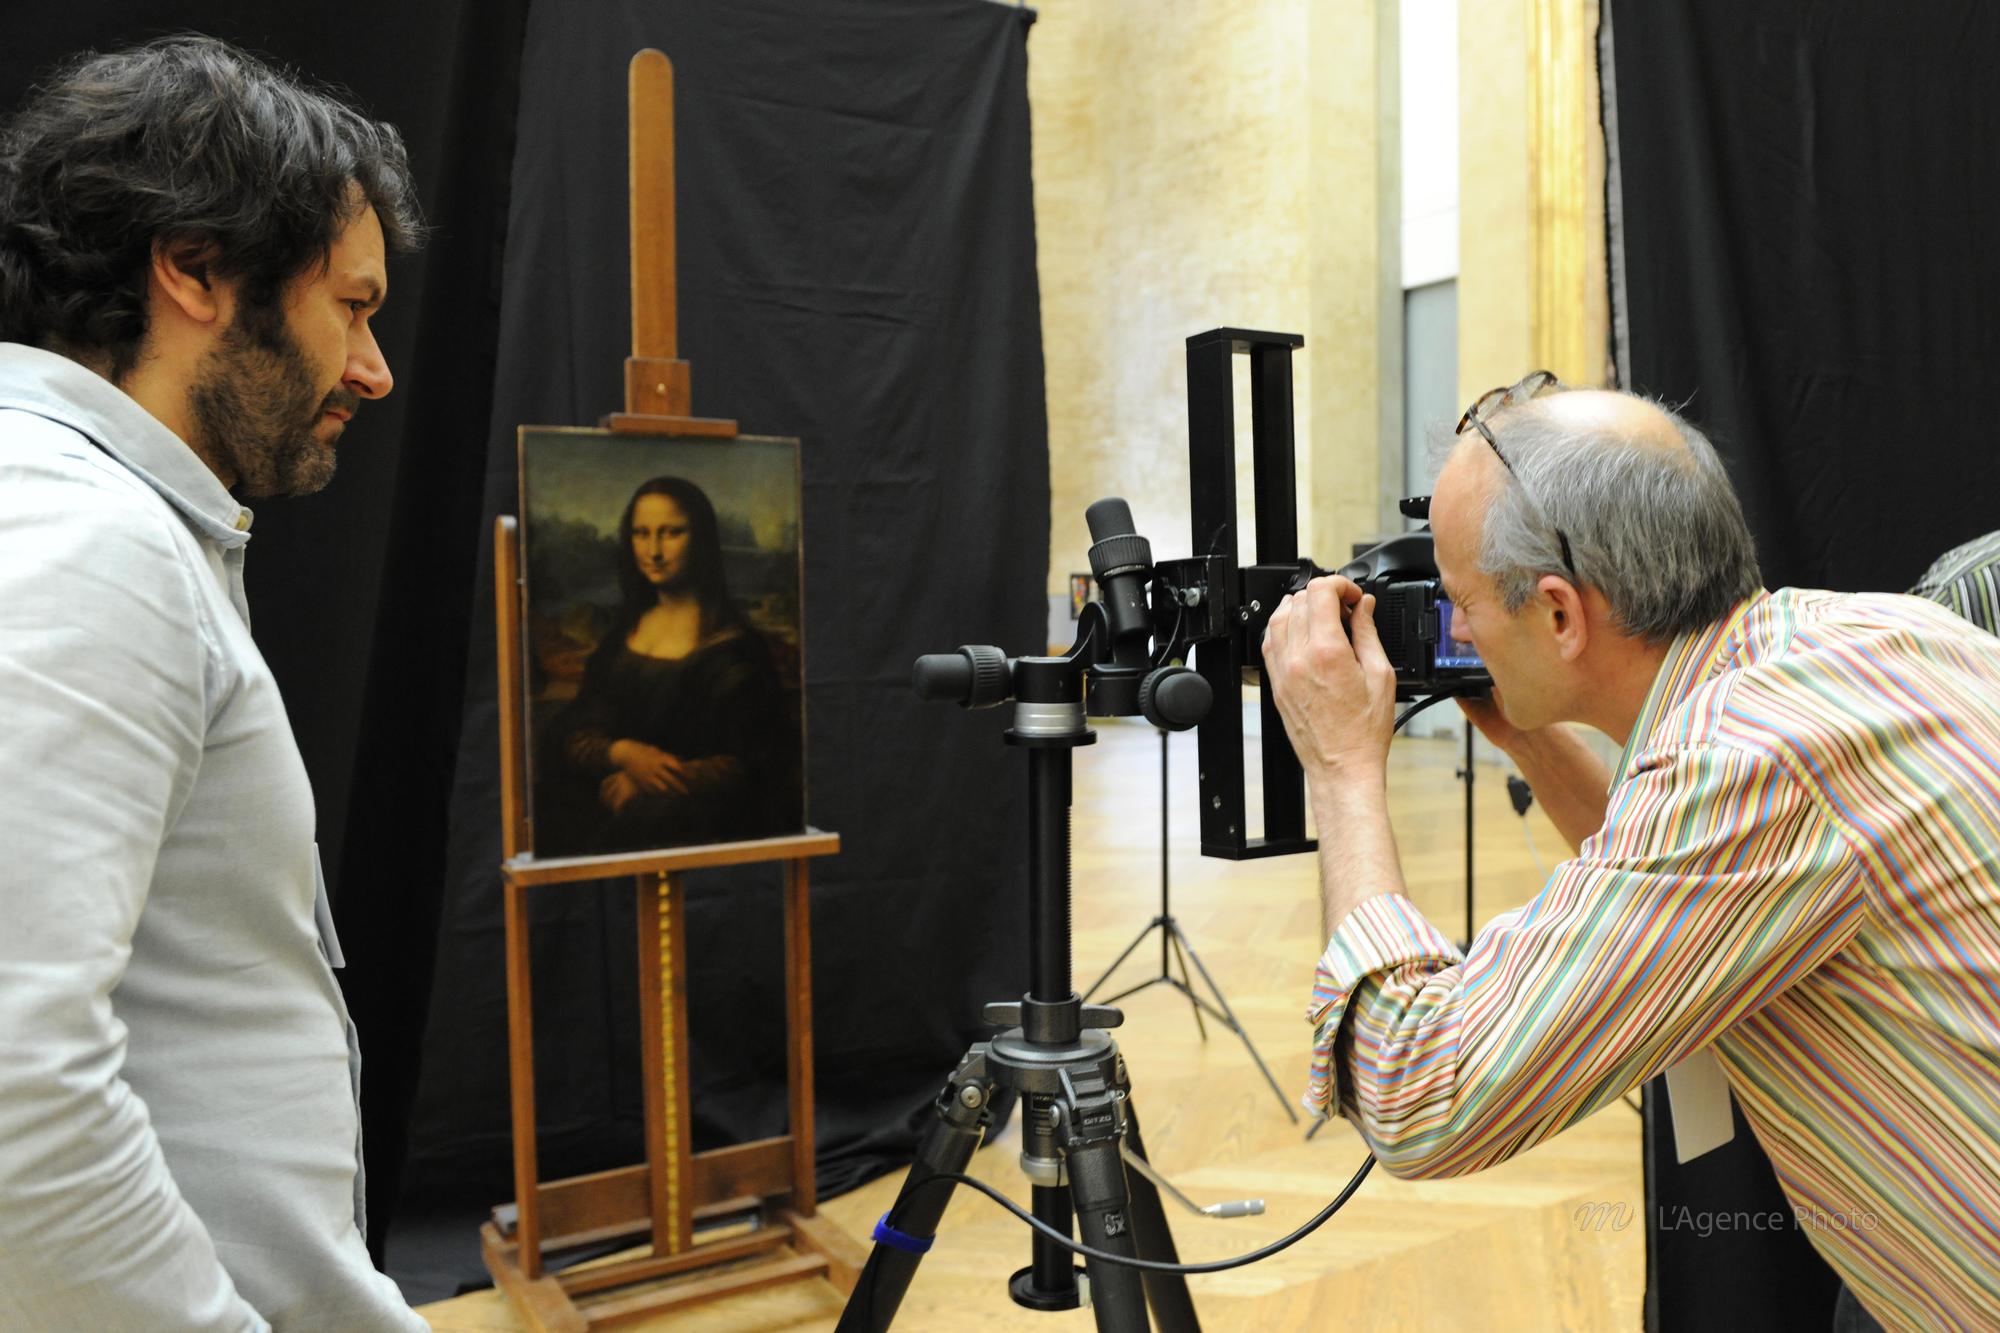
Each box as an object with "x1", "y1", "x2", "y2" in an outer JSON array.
[
  {"x1": 837, "y1": 652, "x2": 1207, "y2": 1332},
  {"x1": 1084, "y1": 728, "x2": 1296, "y2": 1123}
]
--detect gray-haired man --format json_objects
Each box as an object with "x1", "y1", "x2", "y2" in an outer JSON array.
[{"x1": 1264, "y1": 380, "x2": 2000, "y2": 1330}]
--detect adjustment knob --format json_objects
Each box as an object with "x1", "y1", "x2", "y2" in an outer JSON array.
[
  {"x1": 911, "y1": 644, "x2": 1011, "y2": 707},
  {"x1": 960, "y1": 644, "x2": 1010, "y2": 707},
  {"x1": 1138, "y1": 666, "x2": 1212, "y2": 731}
]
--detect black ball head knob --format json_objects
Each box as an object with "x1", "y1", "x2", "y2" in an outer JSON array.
[
  {"x1": 1137, "y1": 666, "x2": 1211, "y2": 731},
  {"x1": 1085, "y1": 497, "x2": 1152, "y2": 581},
  {"x1": 912, "y1": 644, "x2": 1011, "y2": 708}
]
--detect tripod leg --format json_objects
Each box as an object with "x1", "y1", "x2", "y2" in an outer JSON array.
[
  {"x1": 1121, "y1": 1099, "x2": 1200, "y2": 1332},
  {"x1": 835, "y1": 1053, "x2": 994, "y2": 1333},
  {"x1": 1065, "y1": 1131, "x2": 1153, "y2": 1333}
]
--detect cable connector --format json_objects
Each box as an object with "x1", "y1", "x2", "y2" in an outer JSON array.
[{"x1": 1506, "y1": 774, "x2": 1534, "y2": 817}]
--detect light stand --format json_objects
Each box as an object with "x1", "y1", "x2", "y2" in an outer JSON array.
[
  {"x1": 1084, "y1": 728, "x2": 1298, "y2": 1123},
  {"x1": 1454, "y1": 721, "x2": 1476, "y2": 948}
]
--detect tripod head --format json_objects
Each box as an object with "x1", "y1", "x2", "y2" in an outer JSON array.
[
  {"x1": 909, "y1": 497, "x2": 1206, "y2": 1021},
  {"x1": 912, "y1": 498, "x2": 1213, "y2": 736}
]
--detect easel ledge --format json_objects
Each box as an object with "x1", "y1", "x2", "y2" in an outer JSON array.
[{"x1": 503, "y1": 830, "x2": 841, "y2": 888}]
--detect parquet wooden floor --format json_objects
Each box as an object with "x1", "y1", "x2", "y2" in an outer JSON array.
[{"x1": 419, "y1": 716, "x2": 1643, "y2": 1331}]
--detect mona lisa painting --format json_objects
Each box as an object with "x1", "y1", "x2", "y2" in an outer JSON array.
[{"x1": 518, "y1": 427, "x2": 805, "y2": 858}]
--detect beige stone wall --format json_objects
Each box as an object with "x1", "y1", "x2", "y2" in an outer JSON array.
[
  {"x1": 1030, "y1": 0, "x2": 1399, "y2": 599},
  {"x1": 1458, "y1": 0, "x2": 1608, "y2": 402},
  {"x1": 1456, "y1": 0, "x2": 1535, "y2": 403},
  {"x1": 1029, "y1": 0, "x2": 1604, "y2": 609}
]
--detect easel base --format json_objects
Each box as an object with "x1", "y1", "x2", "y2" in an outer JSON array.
[{"x1": 481, "y1": 1203, "x2": 864, "y2": 1330}]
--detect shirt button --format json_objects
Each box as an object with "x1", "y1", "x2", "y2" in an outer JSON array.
[{"x1": 235, "y1": 510, "x2": 252, "y2": 532}]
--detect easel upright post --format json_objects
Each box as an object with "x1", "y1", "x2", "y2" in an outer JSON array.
[
  {"x1": 782, "y1": 860, "x2": 817, "y2": 1215},
  {"x1": 624, "y1": 51, "x2": 687, "y2": 419},
  {"x1": 607, "y1": 50, "x2": 733, "y2": 438}
]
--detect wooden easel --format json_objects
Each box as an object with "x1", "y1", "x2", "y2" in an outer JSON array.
[{"x1": 481, "y1": 50, "x2": 859, "y2": 1329}]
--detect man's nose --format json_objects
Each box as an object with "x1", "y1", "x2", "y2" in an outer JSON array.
[{"x1": 346, "y1": 325, "x2": 393, "y2": 400}]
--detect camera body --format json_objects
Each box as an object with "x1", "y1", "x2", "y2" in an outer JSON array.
[{"x1": 1336, "y1": 531, "x2": 1490, "y2": 701}]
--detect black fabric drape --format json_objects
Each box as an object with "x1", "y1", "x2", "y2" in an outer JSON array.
[
  {"x1": 1610, "y1": 0, "x2": 2000, "y2": 593},
  {"x1": 1, "y1": 2, "x2": 528, "y2": 1260},
  {"x1": 1607, "y1": 2, "x2": 2000, "y2": 1328},
  {"x1": 400, "y1": 0, "x2": 1046, "y2": 1257}
]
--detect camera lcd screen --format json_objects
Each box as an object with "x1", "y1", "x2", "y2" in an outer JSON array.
[{"x1": 1433, "y1": 597, "x2": 1483, "y2": 669}]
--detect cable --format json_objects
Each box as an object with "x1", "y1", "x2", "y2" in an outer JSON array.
[
  {"x1": 1149, "y1": 595, "x2": 1187, "y2": 671},
  {"x1": 885, "y1": 1152, "x2": 1376, "y2": 1276},
  {"x1": 1393, "y1": 692, "x2": 1460, "y2": 732},
  {"x1": 1521, "y1": 819, "x2": 1551, "y2": 877}
]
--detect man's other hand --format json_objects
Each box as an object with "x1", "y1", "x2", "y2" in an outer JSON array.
[{"x1": 1457, "y1": 689, "x2": 1529, "y2": 756}]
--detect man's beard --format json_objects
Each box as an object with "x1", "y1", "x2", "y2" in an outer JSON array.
[{"x1": 187, "y1": 301, "x2": 352, "y2": 498}]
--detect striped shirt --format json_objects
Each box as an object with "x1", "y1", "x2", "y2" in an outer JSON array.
[
  {"x1": 1912, "y1": 529, "x2": 2000, "y2": 635},
  {"x1": 1304, "y1": 589, "x2": 2000, "y2": 1331}
]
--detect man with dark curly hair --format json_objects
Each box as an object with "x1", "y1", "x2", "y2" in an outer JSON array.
[{"x1": 0, "y1": 36, "x2": 428, "y2": 1330}]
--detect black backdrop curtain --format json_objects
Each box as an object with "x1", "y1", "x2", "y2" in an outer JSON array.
[
  {"x1": 400, "y1": 0, "x2": 1045, "y2": 1250},
  {"x1": 1604, "y1": 1, "x2": 2000, "y2": 1328},
  {"x1": 4, "y1": 0, "x2": 1046, "y2": 1279}
]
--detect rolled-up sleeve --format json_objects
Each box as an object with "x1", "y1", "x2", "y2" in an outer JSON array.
[
  {"x1": 1304, "y1": 894, "x2": 1462, "y2": 1119},
  {"x1": 0, "y1": 451, "x2": 265, "y2": 1330},
  {"x1": 1305, "y1": 740, "x2": 1866, "y2": 1180}
]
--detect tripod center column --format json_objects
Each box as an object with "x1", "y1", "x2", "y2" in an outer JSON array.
[
  {"x1": 1027, "y1": 746, "x2": 1073, "y2": 1002},
  {"x1": 1005, "y1": 655, "x2": 1091, "y2": 1007}
]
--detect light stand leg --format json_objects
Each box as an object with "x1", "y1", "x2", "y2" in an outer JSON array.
[
  {"x1": 1168, "y1": 921, "x2": 1297, "y2": 1123},
  {"x1": 1086, "y1": 726, "x2": 1294, "y2": 1121},
  {"x1": 1086, "y1": 729, "x2": 1176, "y2": 1007},
  {"x1": 1088, "y1": 922, "x2": 1166, "y2": 1004},
  {"x1": 1166, "y1": 929, "x2": 1207, "y2": 1041}
]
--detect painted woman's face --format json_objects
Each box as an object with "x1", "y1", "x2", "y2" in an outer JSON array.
[{"x1": 630, "y1": 493, "x2": 693, "y2": 588}]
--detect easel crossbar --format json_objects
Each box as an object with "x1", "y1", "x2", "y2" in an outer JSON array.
[{"x1": 502, "y1": 831, "x2": 840, "y2": 886}]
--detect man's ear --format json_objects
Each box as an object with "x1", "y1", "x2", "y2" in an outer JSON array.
[
  {"x1": 149, "y1": 238, "x2": 226, "y2": 325},
  {"x1": 1537, "y1": 573, "x2": 1590, "y2": 662}
]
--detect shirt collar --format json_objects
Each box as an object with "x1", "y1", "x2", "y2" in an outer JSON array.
[
  {"x1": 1614, "y1": 592, "x2": 1768, "y2": 781},
  {"x1": 0, "y1": 342, "x2": 254, "y2": 546}
]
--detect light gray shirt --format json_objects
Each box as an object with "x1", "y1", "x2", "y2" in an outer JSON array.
[{"x1": 0, "y1": 344, "x2": 424, "y2": 1331}]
